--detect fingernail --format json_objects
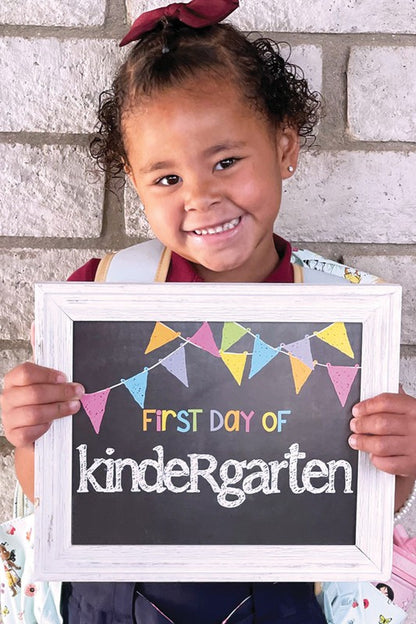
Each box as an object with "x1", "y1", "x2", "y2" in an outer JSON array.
[
  {"x1": 352, "y1": 405, "x2": 360, "y2": 417},
  {"x1": 56, "y1": 373, "x2": 67, "y2": 383},
  {"x1": 348, "y1": 435, "x2": 358, "y2": 449},
  {"x1": 74, "y1": 384, "x2": 85, "y2": 397},
  {"x1": 68, "y1": 400, "x2": 81, "y2": 412},
  {"x1": 350, "y1": 418, "x2": 358, "y2": 432}
]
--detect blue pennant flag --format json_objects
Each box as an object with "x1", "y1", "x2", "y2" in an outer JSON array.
[
  {"x1": 249, "y1": 336, "x2": 280, "y2": 379},
  {"x1": 122, "y1": 369, "x2": 149, "y2": 408}
]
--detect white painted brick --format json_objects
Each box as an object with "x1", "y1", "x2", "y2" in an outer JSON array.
[
  {"x1": 126, "y1": 0, "x2": 416, "y2": 34},
  {"x1": 125, "y1": 181, "x2": 155, "y2": 239},
  {"x1": 348, "y1": 47, "x2": 416, "y2": 142},
  {"x1": 0, "y1": 248, "x2": 102, "y2": 340},
  {"x1": 0, "y1": 451, "x2": 15, "y2": 524},
  {"x1": 401, "y1": 354, "x2": 416, "y2": 397},
  {"x1": 279, "y1": 151, "x2": 416, "y2": 244},
  {"x1": 0, "y1": 0, "x2": 106, "y2": 27},
  {"x1": 0, "y1": 144, "x2": 104, "y2": 237},
  {"x1": 343, "y1": 255, "x2": 416, "y2": 345},
  {"x1": 0, "y1": 38, "x2": 123, "y2": 133}
]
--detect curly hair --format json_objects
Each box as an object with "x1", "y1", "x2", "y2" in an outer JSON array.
[{"x1": 90, "y1": 19, "x2": 321, "y2": 178}]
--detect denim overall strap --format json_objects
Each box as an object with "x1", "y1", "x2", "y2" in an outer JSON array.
[
  {"x1": 252, "y1": 583, "x2": 327, "y2": 623},
  {"x1": 63, "y1": 582, "x2": 136, "y2": 623}
]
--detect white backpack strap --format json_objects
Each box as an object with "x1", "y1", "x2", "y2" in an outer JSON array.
[
  {"x1": 95, "y1": 239, "x2": 170, "y2": 283},
  {"x1": 291, "y1": 248, "x2": 382, "y2": 285}
]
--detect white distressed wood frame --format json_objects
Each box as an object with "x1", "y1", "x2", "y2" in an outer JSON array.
[{"x1": 34, "y1": 282, "x2": 401, "y2": 582}]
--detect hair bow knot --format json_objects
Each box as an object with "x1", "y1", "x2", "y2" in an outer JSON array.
[{"x1": 120, "y1": 0, "x2": 239, "y2": 47}]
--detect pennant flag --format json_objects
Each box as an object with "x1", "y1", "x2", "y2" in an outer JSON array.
[
  {"x1": 122, "y1": 369, "x2": 149, "y2": 408},
  {"x1": 145, "y1": 322, "x2": 180, "y2": 354},
  {"x1": 283, "y1": 337, "x2": 315, "y2": 370},
  {"x1": 188, "y1": 322, "x2": 220, "y2": 357},
  {"x1": 314, "y1": 322, "x2": 354, "y2": 358},
  {"x1": 221, "y1": 322, "x2": 248, "y2": 352},
  {"x1": 161, "y1": 345, "x2": 189, "y2": 387},
  {"x1": 327, "y1": 363, "x2": 360, "y2": 407},
  {"x1": 249, "y1": 336, "x2": 280, "y2": 379},
  {"x1": 220, "y1": 351, "x2": 247, "y2": 385},
  {"x1": 81, "y1": 388, "x2": 111, "y2": 434},
  {"x1": 289, "y1": 355, "x2": 313, "y2": 394}
]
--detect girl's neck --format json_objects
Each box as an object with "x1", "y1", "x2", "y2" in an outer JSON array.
[{"x1": 193, "y1": 238, "x2": 280, "y2": 283}]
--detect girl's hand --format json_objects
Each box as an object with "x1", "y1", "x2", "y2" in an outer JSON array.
[
  {"x1": 349, "y1": 388, "x2": 416, "y2": 512},
  {"x1": 1, "y1": 361, "x2": 84, "y2": 448},
  {"x1": 349, "y1": 389, "x2": 416, "y2": 477}
]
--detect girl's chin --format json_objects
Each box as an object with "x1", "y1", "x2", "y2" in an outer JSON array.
[{"x1": 192, "y1": 258, "x2": 253, "y2": 280}]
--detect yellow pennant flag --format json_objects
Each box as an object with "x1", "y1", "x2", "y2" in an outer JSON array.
[
  {"x1": 221, "y1": 322, "x2": 248, "y2": 352},
  {"x1": 314, "y1": 322, "x2": 354, "y2": 359},
  {"x1": 289, "y1": 355, "x2": 313, "y2": 394},
  {"x1": 145, "y1": 322, "x2": 180, "y2": 354},
  {"x1": 220, "y1": 351, "x2": 247, "y2": 385}
]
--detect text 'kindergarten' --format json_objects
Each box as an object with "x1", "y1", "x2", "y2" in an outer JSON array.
[{"x1": 76, "y1": 442, "x2": 353, "y2": 509}]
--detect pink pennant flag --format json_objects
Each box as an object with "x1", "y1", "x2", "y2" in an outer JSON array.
[
  {"x1": 188, "y1": 322, "x2": 220, "y2": 357},
  {"x1": 161, "y1": 345, "x2": 189, "y2": 387},
  {"x1": 81, "y1": 388, "x2": 111, "y2": 434},
  {"x1": 326, "y1": 363, "x2": 360, "y2": 407}
]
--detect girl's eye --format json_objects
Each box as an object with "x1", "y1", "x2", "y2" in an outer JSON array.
[
  {"x1": 156, "y1": 175, "x2": 181, "y2": 186},
  {"x1": 215, "y1": 158, "x2": 238, "y2": 171}
]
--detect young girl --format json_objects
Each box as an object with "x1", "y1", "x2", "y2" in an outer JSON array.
[{"x1": 2, "y1": 0, "x2": 416, "y2": 622}]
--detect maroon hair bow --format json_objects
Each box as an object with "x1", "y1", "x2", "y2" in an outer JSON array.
[{"x1": 120, "y1": 0, "x2": 239, "y2": 47}]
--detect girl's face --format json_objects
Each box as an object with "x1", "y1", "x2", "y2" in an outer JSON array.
[{"x1": 124, "y1": 77, "x2": 299, "y2": 282}]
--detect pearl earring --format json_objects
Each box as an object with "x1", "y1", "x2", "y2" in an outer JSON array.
[{"x1": 288, "y1": 165, "x2": 294, "y2": 173}]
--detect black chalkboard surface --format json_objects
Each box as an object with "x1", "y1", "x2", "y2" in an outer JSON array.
[
  {"x1": 73, "y1": 320, "x2": 361, "y2": 547},
  {"x1": 34, "y1": 282, "x2": 400, "y2": 581}
]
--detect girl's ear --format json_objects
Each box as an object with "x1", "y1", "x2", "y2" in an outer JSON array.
[
  {"x1": 123, "y1": 161, "x2": 133, "y2": 181},
  {"x1": 276, "y1": 125, "x2": 300, "y2": 179}
]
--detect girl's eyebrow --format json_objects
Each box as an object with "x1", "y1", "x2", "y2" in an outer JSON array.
[
  {"x1": 204, "y1": 140, "x2": 246, "y2": 157},
  {"x1": 140, "y1": 141, "x2": 246, "y2": 175},
  {"x1": 140, "y1": 160, "x2": 174, "y2": 174}
]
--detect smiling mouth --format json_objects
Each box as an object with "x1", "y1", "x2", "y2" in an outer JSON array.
[{"x1": 193, "y1": 217, "x2": 241, "y2": 236}]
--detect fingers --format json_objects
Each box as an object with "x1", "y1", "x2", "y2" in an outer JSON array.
[
  {"x1": 352, "y1": 392, "x2": 414, "y2": 419},
  {"x1": 349, "y1": 433, "x2": 405, "y2": 457},
  {"x1": 3, "y1": 361, "x2": 67, "y2": 389},
  {"x1": 1, "y1": 361, "x2": 85, "y2": 448},
  {"x1": 4, "y1": 380, "x2": 84, "y2": 411},
  {"x1": 370, "y1": 455, "x2": 412, "y2": 477},
  {"x1": 348, "y1": 392, "x2": 416, "y2": 478},
  {"x1": 350, "y1": 412, "x2": 412, "y2": 437}
]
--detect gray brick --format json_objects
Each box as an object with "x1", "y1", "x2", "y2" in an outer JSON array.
[
  {"x1": 348, "y1": 47, "x2": 416, "y2": 141},
  {"x1": 278, "y1": 151, "x2": 416, "y2": 244},
  {"x1": 343, "y1": 255, "x2": 416, "y2": 346},
  {"x1": 0, "y1": 144, "x2": 104, "y2": 237},
  {"x1": 0, "y1": 0, "x2": 106, "y2": 27},
  {"x1": 0, "y1": 38, "x2": 123, "y2": 133},
  {"x1": 0, "y1": 248, "x2": 102, "y2": 340},
  {"x1": 0, "y1": 451, "x2": 15, "y2": 524},
  {"x1": 401, "y1": 353, "x2": 416, "y2": 397},
  {"x1": 127, "y1": 0, "x2": 416, "y2": 34}
]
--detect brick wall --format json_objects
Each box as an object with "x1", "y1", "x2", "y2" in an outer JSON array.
[{"x1": 1, "y1": 0, "x2": 415, "y2": 562}]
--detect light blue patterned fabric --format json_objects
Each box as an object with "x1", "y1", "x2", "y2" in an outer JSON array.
[{"x1": 0, "y1": 513, "x2": 62, "y2": 623}]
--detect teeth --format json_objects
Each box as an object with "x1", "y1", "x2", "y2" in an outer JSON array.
[{"x1": 194, "y1": 217, "x2": 240, "y2": 236}]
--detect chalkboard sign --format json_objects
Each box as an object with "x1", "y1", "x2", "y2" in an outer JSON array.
[{"x1": 34, "y1": 282, "x2": 401, "y2": 582}]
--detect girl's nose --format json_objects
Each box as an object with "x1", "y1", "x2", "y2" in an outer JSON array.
[{"x1": 183, "y1": 176, "x2": 221, "y2": 212}]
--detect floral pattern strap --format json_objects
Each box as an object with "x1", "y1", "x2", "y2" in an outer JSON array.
[{"x1": 0, "y1": 514, "x2": 62, "y2": 623}]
